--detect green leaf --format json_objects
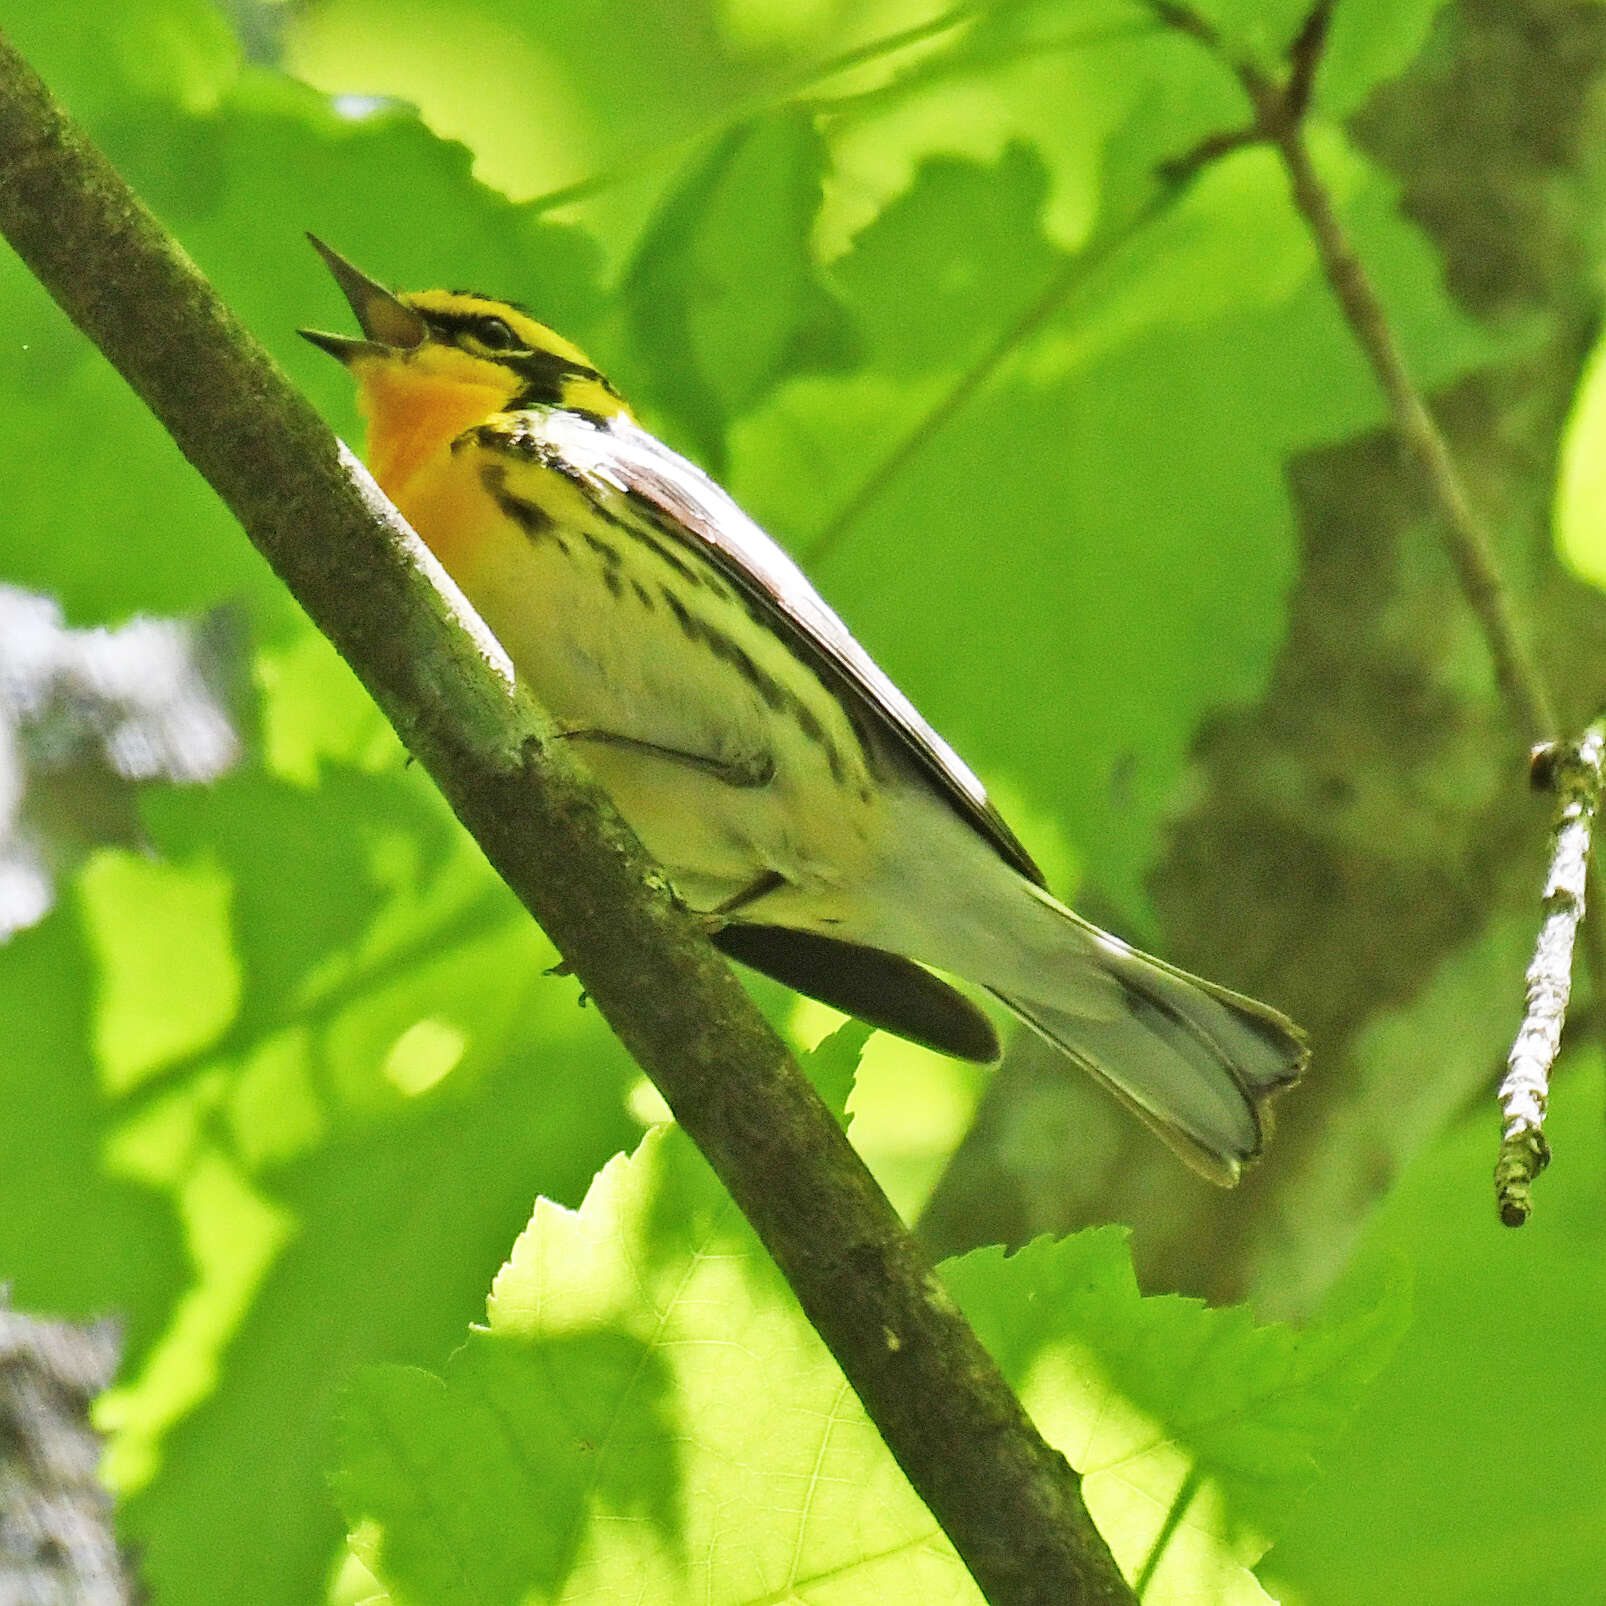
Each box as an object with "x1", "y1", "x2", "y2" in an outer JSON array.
[
  {"x1": 944, "y1": 1230, "x2": 1408, "y2": 1595},
  {"x1": 829, "y1": 140, "x2": 1065, "y2": 379},
  {"x1": 0, "y1": 903, "x2": 189, "y2": 1373},
  {"x1": 0, "y1": 0, "x2": 239, "y2": 123},
  {"x1": 1555, "y1": 324, "x2": 1606, "y2": 592},
  {"x1": 1263, "y1": 1059, "x2": 1606, "y2": 1606},
  {"x1": 334, "y1": 1121, "x2": 1401, "y2": 1603},
  {"x1": 283, "y1": 0, "x2": 816, "y2": 239},
  {"x1": 621, "y1": 110, "x2": 856, "y2": 472},
  {"x1": 1316, "y1": 0, "x2": 1456, "y2": 119},
  {"x1": 337, "y1": 1335, "x2": 678, "y2": 1603},
  {"x1": 78, "y1": 850, "x2": 241, "y2": 1094},
  {"x1": 802, "y1": 1016, "x2": 874, "y2": 1125},
  {"x1": 334, "y1": 1124, "x2": 983, "y2": 1606}
]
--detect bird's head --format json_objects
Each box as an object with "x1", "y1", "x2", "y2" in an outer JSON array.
[{"x1": 299, "y1": 235, "x2": 629, "y2": 493}]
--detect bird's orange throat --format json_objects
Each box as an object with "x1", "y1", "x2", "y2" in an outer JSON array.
[{"x1": 352, "y1": 357, "x2": 515, "y2": 500}]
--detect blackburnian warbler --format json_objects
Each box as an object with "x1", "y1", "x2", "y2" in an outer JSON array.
[{"x1": 301, "y1": 238, "x2": 1305, "y2": 1183}]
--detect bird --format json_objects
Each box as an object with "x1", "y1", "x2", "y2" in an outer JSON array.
[{"x1": 301, "y1": 236, "x2": 1306, "y2": 1184}]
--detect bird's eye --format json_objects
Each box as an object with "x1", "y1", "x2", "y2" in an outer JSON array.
[{"x1": 469, "y1": 317, "x2": 520, "y2": 352}]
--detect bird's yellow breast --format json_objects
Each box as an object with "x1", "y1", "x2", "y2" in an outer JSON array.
[{"x1": 382, "y1": 421, "x2": 884, "y2": 917}]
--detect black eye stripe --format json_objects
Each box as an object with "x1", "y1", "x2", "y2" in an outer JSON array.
[
  {"x1": 413, "y1": 306, "x2": 624, "y2": 404},
  {"x1": 420, "y1": 308, "x2": 527, "y2": 351}
]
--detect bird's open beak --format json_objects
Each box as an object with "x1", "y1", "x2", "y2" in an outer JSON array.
[{"x1": 298, "y1": 234, "x2": 428, "y2": 363}]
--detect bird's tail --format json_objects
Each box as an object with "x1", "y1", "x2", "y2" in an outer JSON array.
[{"x1": 985, "y1": 883, "x2": 1307, "y2": 1185}]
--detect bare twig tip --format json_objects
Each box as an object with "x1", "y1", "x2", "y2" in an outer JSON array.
[
  {"x1": 1496, "y1": 1127, "x2": 1550, "y2": 1226},
  {"x1": 1155, "y1": 125, "x2": 1259, "y2": 188}
]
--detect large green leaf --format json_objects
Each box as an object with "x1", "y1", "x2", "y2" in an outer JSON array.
[
  {"x1": 620, "y1": 109, "x2": 856, "y2": 473},
  {"x1": 334, "y1": 1103, "x2": 1400, "y2": 1604},
  {"x1": 1, "y1": 720, "x2": 644, "y2": 1603},
  {"x1": 336, "y1": 1076, "x2": 981, "y2": 1605},
  {"x1": 945, "y1": 1231, "x2": 1406, "y2": 1596}
]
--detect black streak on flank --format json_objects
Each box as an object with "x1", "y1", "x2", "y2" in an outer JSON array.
[
  {"x1": 659, "y1": 585, "x2": 694, "y2": 634},
  {"x1": 611, "y1": 465, "x2": 886, "y2": 794},
  {"x1": 656, "y1": 582, "x2": 852, "y2": 776},
  {"x1": 480, "y1": 463, "x2": 568, "y2": 555},
  {"x1": 790, "y1": 700, "x2": 848, "y2": 785},
  {"x1": 474, "y1": 420, "x2": 877, "y2": 795},
  {"x1": 624, "y1": 490, "x2": 733, "y2": 601},
  {"x1": 592, "y1": 501, "x2": 705, "y2": 590},
  {"x1": 580, "y1": 529, "x2": 622, "y2": 569}
]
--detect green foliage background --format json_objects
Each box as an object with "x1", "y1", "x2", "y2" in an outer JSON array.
[{"x1": 1, "y1": 0, "x2": 1603, "y2": 1601}]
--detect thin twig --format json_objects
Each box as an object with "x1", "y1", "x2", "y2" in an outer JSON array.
[
  {"x1": 1270, "y1": 127, "x2": 1557, "y2": 744},
  {"x1": 1495, "y1": 722, "x2": 1606, "y2": 1224},
  {"x1": 1283, "y1": 0, "x2": 1337, "y2": 123},
  {"x1": 806, "y1": 253, "x2": 1089, "y2": 565},
  {"x1": 799, "y1": 21, "x2": 1156, "y2": 122},
  {"x1": 1458, "y1": 997, "x2": 1601, "y2": 1128},
  {"x1": 0, "y1": 28, "x2": 1137, "y2": 1606}
]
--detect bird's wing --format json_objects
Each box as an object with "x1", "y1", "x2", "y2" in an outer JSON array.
[{"x1": 538, "y1": 408, "x2": 1046, "y2": 887}]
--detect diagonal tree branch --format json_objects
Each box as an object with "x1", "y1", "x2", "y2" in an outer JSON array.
[
  {"x1": 1265, "y1": 94, "x2": 1559, "y2": 749},
  {"x1": 0, "y1": 28, "x2": 1135, "y2": 1606}
]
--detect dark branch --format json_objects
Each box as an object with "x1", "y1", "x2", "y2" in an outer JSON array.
[
  {"x1": 0, "y1": 27, "x2": 1137, "y2": 1606},
  {"x1": 1154, "y1": 124, "x2": 1259, "y2": 187},
  {"x1": 1285, "y1": 0, "x2": 1337, "y2": 122},
  {"x1": 1268, "y1": 124, "x2": 1557, "y2": 745}
]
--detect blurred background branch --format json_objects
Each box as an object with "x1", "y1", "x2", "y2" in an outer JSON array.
[{"x1": 0, "y1": 1294, "x2": 136, "y2": 1606}]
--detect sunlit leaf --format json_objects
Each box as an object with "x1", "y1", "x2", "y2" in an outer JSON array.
[{"x1": 335, "y1": 1115, "x2": 1398, "y2": 1604}]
